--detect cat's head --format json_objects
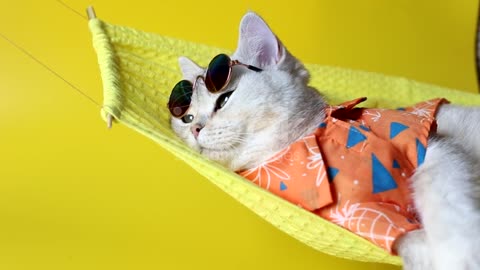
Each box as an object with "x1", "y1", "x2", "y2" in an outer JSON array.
[{"x1": 170, "y1": 12, "x2": 326, "y2": 171}]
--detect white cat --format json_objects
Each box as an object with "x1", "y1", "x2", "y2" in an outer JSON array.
[{"x1": 170, "y1": 12, "x2": 480, "y2": 270}]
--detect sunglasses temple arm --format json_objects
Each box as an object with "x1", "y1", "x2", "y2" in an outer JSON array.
[
  {"x1": 247, "y1": 65, "x2": 263, "y2": 72},
  {"x1": 232, "y1": 60, "x2": 263, "y2": 72}
]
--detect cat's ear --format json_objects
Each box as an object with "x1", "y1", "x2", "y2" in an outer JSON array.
[
  {"x1": 233, "y1": 12, "x2": 284, "y2": 67},
  {"x1": 178, "y1": 56, "x2": 204, "y2": 81}
]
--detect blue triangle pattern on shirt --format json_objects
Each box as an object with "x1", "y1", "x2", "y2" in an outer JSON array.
[
  {"x1": 359, "y1": 125, "x2": 370, "y2": 132},
  {"x1": 327, "y1": 167, "x2": 339, "y2": 182},
  {"x1": 393, "y1": 159, "x2": 401, "y2": 169},
  {"x1": 346, "y1": 126, "x2": 367, "y2": 148},
  {"x1": 416, "y1": 139, "x2": 426, "y2": 166},
  {"x1": 280, "y1": 181, "x2": 288, "y2": 191},
  {"x1": 372, "y1": 154, "x2": 398, "y2": 194},
  {"x1": 390, "y1": 122, "x2": 409, "y2": 139}
]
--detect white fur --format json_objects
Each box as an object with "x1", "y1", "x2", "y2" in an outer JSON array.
[
  {"x1": 395, "y1": 107, "x2": 480, "y2": 270},
  {"x1": 171, "y1": 12, "x2": 480, "y2": 269}
]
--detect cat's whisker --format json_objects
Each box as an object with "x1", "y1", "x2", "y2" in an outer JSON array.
[
  {"x1": 233, "y1": 132, "x2": 256, "y2": 136},
  {"x1": 227, "y1": 139, "x2": 247, "y2": 145}
]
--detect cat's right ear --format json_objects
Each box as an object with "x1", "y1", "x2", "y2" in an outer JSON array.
[
  {"x1": 178, "y1": 56, "x2": 204, "y2": 81},
  {"x1": 233, "y1": 12, "x2": 285, "y2": 68}
]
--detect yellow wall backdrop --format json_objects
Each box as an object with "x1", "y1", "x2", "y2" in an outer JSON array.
[{"x1": 0, "y1": 1, "x2": 478, "y2": 269}]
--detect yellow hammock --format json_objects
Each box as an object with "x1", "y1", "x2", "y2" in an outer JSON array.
[{"x1": 87, "y1": 9, "x2": 480, "y2": 266}]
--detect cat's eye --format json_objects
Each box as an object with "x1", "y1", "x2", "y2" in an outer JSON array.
[
  {"x1": 169, "y1": 54, "x2": 261, "y2": 119},
  {"x1": 181, "y1": 114, "x2": 194, "y2": 123},
  {"x1": 215, "y1": 91, "x2": 234, "y2": 112}
]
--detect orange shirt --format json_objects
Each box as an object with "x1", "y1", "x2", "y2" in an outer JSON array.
[{"x1": 239, "y1": 97, "x2": 448, "y2": 252}]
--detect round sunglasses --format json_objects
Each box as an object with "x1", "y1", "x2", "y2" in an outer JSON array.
[{"x1": 168, "y1": 54, "x2": 262, "y2": 118}]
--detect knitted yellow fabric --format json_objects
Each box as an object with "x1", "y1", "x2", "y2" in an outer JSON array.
[{"x1": 88, "y1": 18, "x2": 480, "y2": 266}]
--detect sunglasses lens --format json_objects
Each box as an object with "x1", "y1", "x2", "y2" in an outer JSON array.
[
  {"x1": 205, "y1": 54, "x2": 231, "y2": 92},
  {"x1": 168, "y1": 80, "x2": 193, "y2": 117}
]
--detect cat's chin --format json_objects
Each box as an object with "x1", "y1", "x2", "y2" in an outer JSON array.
[
  {"x1": 200, "y1": 147, "x2": 231, "y2": 157},
  {"x1": 200, "y1": 147, "x2": 235, "y2": 168}
]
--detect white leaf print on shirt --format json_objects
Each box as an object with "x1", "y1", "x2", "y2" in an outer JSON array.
[
  {"x1": 303, "y1": 135, "x2": 327, "y2": 187},
  {"x1": 363, "y1": 110, "x2": 382, "y2": 122},
  {"x1": 241, "y1": 147, "x2": 291, "y2": 190},
  {"x1": 328, "y1": 197, "x2": 401, "y2": 251},
  {"x1": 403, "y1": 100, "x2": 437, "y2": 123}
]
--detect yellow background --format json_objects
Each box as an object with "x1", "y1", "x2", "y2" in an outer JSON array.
[{"x1": 0, "y1": 1, "x2": 478, "y2": 269}]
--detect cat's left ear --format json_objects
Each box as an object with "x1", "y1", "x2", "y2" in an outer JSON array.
[
  {"x1": 233, "y1": 12, "x2": 285, "y2": 67},
  {"x1": 178, "y1": 56, "x2": 204, "y2": 81}
]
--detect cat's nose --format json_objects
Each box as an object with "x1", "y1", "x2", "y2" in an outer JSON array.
[{"x1": 191, "y1": 124, "x2": 203, "y2": 139}]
